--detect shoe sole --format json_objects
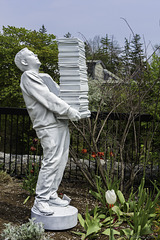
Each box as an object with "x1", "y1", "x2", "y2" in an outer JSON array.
[{"x1": 33, "y1": 205, "x2": 54, "y2": 215}]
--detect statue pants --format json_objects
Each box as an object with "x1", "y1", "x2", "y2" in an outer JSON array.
[{"x1": 35, "y1": 125, "x2": 70, "y2": 202}]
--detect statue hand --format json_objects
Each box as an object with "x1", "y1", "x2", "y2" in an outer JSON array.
[{"x1": 67, "y1": 107, "x2": 81, "y2": 121}]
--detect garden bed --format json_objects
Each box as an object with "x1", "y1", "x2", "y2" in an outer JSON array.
[
  {"x1": 0, "y1": 176, "x2": 97, "y2": 239},
  {"x1": 0, "y1": 174, "x2": 158, "y2": 239}
]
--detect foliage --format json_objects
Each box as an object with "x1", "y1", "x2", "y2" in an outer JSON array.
[
  {"x1": 22, "y1": 139, "x2": 40, "y2": 203},
  {"x1": 0, "y1": 218, "x2": 50, "y2": 240},
  {"x1": 73, "y1": 206, "x2": 102, "y2": 240},
  {"x1": 153, "y1": 204, "x2": 160, "y2": 238},
  {"x1": 118, "y1": 178, "x2": 159, "y2": 239},
  {"x1": 74, "y1": 177, "x2": 160, "y2": 239},
  {"x1": 0, "y1": 25, "x2": 58, "y2": 107},
  {"x1": 86, "y1": 34, "x2": 122, "y2": 74},
  {"x1": 22, "y1": 161, "x2": 39, "y2": 204},
  {"x1": 70, "y1": 33, "x2": 160, "y2": 192}
]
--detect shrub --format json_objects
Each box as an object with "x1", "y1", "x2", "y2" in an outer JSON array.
[{"x1": 0, "y1": 218, "x2": 50, "y2": 240}]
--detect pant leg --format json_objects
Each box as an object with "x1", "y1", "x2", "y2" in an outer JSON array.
[
  {"x1": 35, "y1": 125, "x2": 70, "y2": 201},
  {"x1": 50, "y1": 126, "x2": 70, "y2": 199}
]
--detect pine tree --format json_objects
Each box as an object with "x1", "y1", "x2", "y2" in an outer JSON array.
[
  {"x1": 39, "y1": 24, "x2": 47, "y2": 34},
  {"x1": 64, "y1": 32, "x2": 72, "y2": 38},
  {"x1": 129, "y1": 34, "x2": 144, "y2": 74}
]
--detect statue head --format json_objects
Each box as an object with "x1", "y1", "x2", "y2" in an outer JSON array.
[{"x1": 14, "y1": 47, "x2": 41, "y2": 72}]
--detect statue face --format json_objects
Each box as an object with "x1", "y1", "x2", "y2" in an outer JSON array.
[
  {"x1": 21, "y1": 49, "x2": 41, "y2": 70},
  {"x1": 23, "y1": 50, "x2": 41, "y2": 69}
]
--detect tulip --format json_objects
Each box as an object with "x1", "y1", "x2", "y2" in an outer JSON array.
[
  {"x1": 105, "y1": 189, "x2": 117, "y2": 205},
  {"x1": 82, "y1": 149, "x2": 87, "y2": 154},
  {"x1": 91, "y1": 152, "x2": 97, "y2": 158},
  {"x1": 30, "y1": 146, "x2": 36, "y2": 152},
  {"x1": 110, "y1": 151, "x2": 114, "y2": 157},
  {"x1": 98, "y1": 152, "x2": 104, "y2": 159},
  {"x1": 98, "y1": 152, "x2": 104, "y2": 157}
]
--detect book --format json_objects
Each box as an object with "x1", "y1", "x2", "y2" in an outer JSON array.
[
  {"x1": 57, "y1": 37, "x2": 91, "y2": 120},
  {"x1": 60, "y1": 83, "x2": 88, "y2": 91}
]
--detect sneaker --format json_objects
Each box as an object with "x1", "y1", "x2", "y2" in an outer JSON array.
[
  {"x1": 33, "y1": 200, "x2": 54, "y2": 215},
  {"x1": 49, "y1": 197, "x2": 69, "y2": 207}
]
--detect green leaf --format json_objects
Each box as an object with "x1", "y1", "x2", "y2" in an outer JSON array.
[
  {"x1": 72, "y1": 231, "x2": 84, "y2": 236},
  {"x1": 117, "y1": 190, "x2": 125, "y2": 205},
  {"x1": 23, "y1": 195, "x2": 30, "y2": 204},
  {"x1": 120, "y1": 228, "x2": 133, "y2": 238},
  {"x1": 89, "y1": 190, "x2": 102, "y2": 202},
  {"x1": 102, "y1": 228, "x2": 120, "y2": 236},
  {"x1": 86, "y1": 220, "x2": 101, "y2": 237},
  {"x1": 112, "y1": 205, "x2": 123, "y2": 219},
  {"x1": 78, "y1": 213, "x2": 85, "y2": 228},
  {"x1": 102, "y1": 216, "x2": 111, "y2": 224},
  {"x1": 98, "y1": 214, "x2": 106, "y2": 219},
  {"x1": 141, "y1": 223, "x2": 153, "y2": 235},
  {"x1": 123, "y1": 202, "x2": 130, "y2": 213}
]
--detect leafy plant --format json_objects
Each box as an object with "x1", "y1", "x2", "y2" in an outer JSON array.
[
  {"x1": 22, "y1": 139, "x2": 40, "y2": 203},
  {"x1": 0, "y1": 218, "x2": 50, "y2": 240},
  {"x1": 75, "y1": 176, "x2": 160, "y2": 239},
  {"x1": 153, "y1": 204, "x2": 160, "y2": 239},
  {"x1": 73, "y1": 206, "x2": 102, "y2": 239},
  {"x1": 89, "y1": 175, "x2": 107, "y2": 207},
  {"x1": 117, "y1": 178, "x2": 160, "y2": 239},
  {"x1": 22, "y1": 161, "x2": 39, "y2": 204}
]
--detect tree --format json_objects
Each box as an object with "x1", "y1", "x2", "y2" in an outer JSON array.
[
  {"x1": 129, "y1": 34, "x2": 145, "y2": 74},
  {"x1": 0, "y1": 26, "x2": 58, "y2": 107},
  {"x1": 64, "y1": 32, "x2": 72, "y2": 38},
  {"x1": 86, "y1": 34, "x2": 122, "y2": 74},
  {"x1": 39, "y1": 24, "x2": 47, "y2": 34}
]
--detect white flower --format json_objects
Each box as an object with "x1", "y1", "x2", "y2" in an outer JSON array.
[{"x1": 105, "y1": 189, "x2": 117, "y2": 205}]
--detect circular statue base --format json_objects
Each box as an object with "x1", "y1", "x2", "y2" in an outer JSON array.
[{"x1": 31, "y1": 205, "x2": 78, "y2": 230}]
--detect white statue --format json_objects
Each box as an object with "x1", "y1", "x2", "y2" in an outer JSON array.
[{"x1": 15, "y1": 48, "x2": 81, "y2": 215}]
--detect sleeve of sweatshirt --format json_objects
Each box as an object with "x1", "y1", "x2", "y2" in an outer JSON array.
[{"x1": 21, "y1": 71, "x2": 70, "y2": 116}]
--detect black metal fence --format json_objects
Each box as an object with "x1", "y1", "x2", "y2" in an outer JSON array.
[{"x1": 0, "y1": 107, "x2": 160, "y2": 182}]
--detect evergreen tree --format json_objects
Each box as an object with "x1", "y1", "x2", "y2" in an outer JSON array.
[
  {"x1": 121, "y1": 38, "x2": 132, "y2": 77},
  {"x1": 85, "y1": 34, "x2": 122, "y2": 74},
  {"x1": 99, "y1": 34, "x2": 122, "y2": 74},
  {"x1": 39, "y1": 24, "x2": 47, "y2": 34},
  {"x1": 129, "y1": 34, "x2": 144, "y2": 74},
  {"x1": 64, "y1": 32, "x2": 72, "y2": 38}
]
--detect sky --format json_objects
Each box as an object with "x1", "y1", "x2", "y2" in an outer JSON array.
[{"x1": 0, "y1": 0, "x2": 160, "y2": 55}]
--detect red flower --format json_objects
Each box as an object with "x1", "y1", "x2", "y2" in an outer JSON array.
[
  {"x1": 91, "y1": 152, "x2": 97, "y2": 158},
  {"x1": 30, "y1": 146, "x2": 36, "y2": 152},
  {"x1": 82, "y1": 149, "x2": 87, "y2": 154},
  {"x1": 30, "y1": 169, "x2": 34, "y2": 174},
  {"x1": 110, "y1": 151, "x2": 114, "y2": 157},
  {"x1": 98, "y1": 152, "x2": 104, "y2": 157}
]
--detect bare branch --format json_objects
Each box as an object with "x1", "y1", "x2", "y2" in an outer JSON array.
[{"x1": 120, "y1": 17, "x2": 135, "y2": 37}]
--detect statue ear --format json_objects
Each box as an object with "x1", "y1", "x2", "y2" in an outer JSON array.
[{"x1": 21, "y1": 59, "x2": 28, "y2": 66}]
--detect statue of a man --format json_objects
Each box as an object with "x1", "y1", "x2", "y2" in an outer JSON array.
[{"x1": 14, "y1": 48, "x2": 81, "y2": 215}]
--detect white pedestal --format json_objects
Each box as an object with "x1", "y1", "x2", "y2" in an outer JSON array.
[{"x1": 31, "y1": 205, "x2": 78, "y2": 230}]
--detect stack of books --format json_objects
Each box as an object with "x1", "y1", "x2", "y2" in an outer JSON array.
[{"x1": 57, "y1": 38, "x2": 91, "y2": 119}]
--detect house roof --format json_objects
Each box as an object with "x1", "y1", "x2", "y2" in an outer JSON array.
[
  {"x1": 87, "y1": 60, "x2": 105, "y2": 78},
  {"x1": 87, "y1": 60, "x2": 123, "y2": 84}
]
